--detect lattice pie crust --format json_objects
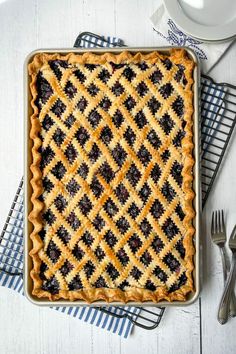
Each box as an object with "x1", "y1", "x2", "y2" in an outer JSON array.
[{"x1": 28, "y1": 50, "x2": 195, "y2": 303}]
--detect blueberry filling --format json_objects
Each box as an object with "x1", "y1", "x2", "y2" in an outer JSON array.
[
  {"x1": 54, "y1": 194, "x2": 68, "y2": 212},
  {"x1": 43, "y1": 209, "x2": 56, "y2": 225},
  {"x1": 39, "y1": 262, "x2": 48, "y2": 281},
  {"x1": 124, "y1": 127, "x2": 136, "y2": 145},
  {"x1": 51, "y1": 161, "x2": 66, "y2": 180},
  {"x1": 104, "y1": 230, "x2": 117, "y2": 247},
  {"x1": 77, "y1": 97, "x2": 88, "y2": 112},
  {"x1": 128, "y1": 234, "x2": 142, "y2": 253},
  {"x1": 145, "y1": 280, "x2": 156, "y2": 291},
  {"x1": 134, "y1": 111, "x2": 147, "y2": 128},
  {"x1": 126, "y1": 163, "x2": 141, "y2": 186},
  {"x1": 100, "y1": 97, "x2": 111, "y2": 111},
  {"x1": 140, "y1": 251, "x2": 152, "y2": 266},
  {"x1": 162, "y1": 218, "x2": 179, "y2": 240},
  {"x1": 100, "y1": 126, "x2": 113, "y2": 144},
  {"x1": 112, "y1": 144, "x2": 127, "y2": 167},
  {"x1": 87, "y1": 83, "x2": 99, "y2": 96},
  {"x1": 150, "y1": 200, "x2": 164, "y2": 220},
  {"x1": 52, "y1": 128, "x2": 66, "y2": 146},
  {"x1": 72, "y1": 244, "x2": 85, "y2": 260},
  {"x1": 172, "y1": 96, "x2": 184, "y2": 117},
  {"x1": 171, "y1": 161, "x2": 183, "y2": 186},
  {"x1": 128, "y1": 203, "x2": 140, "y2": 219},
  {"x1": 159, "y1": 113, "x2": 174, "y2": 135},
  {"x1": 131, "y1": 267, "x2": 142, "y2": 280},
  {"x1": 66, "y1": 211, "x2": 80, "y2": 230},
  {"x1": 151, "y1": 236, "x2": 164, "y2": 253},
  {"x1": 88, "y1": 109, "x2": 102, "y2": 127},
  {"x1": 35, "y1": 72, "x2": 53, "y2": 108},
  {"x1": 42, "y1": 114, "x2": 54, "y2": 131},
  {"x1": 60, "y1": 260, "x2": 74, "y2": 276},
  {"x1": 140, "y1": 218, "x2": 152, "y2": 237},
  {"x1": 95, "y1": 246, "x2": 105, "y2": 261},
  {"x1": 93, "y1": 215, "x2": 105, "y2": 231},
  {"x1": 161, "y1": 181, "x2": 176, "y2": 202},
  {"x1": 64, "y1": 114, "x2": 76, "y2": 128},
  {"x1": 88, "y1": 143, "x2": 101, "y2": 163},
  {"x1": 123, "y1": 67, "x2": 136, "y2": 81},
  {"x1": 65, "y1": 143, "x2": 77, "y2": 164},
  {"x1": 150, "y1": 69, "x2": 163, "y2": 84},
  {"x1": 104, "y1": 198, "x2": 118, "y2": 217},
  {"x1": 137, "y1": 145, "x2": 151, "y2": 166},
  {"x1": 74, "y1": 69, "x2": 86, "y2": 83},
  {"x1": 51, "y1": 99, "x2": 66, "y2": 117},
  {"x1": 69, "y1": 275, "x2": 83, "y2": 290},
  {"x1": 137, "y1": 81, "x2": 148, "y2": 96},
  {"x1": 94, "y1": 276, "x2": 107, "y2": 288},
  {"x1": 151, "y1": 164, "x2": 161, "y2": 183},
  {"x1": 163, "y1": 253, "x2": 180, "y2": 272},
  {"x1": 147, "y1": 129, "x2": 161, "y2": 149},
  {"x1": 56, "y1": 226, "x2": 71, "y2": 244},
  {"x1": 84, "y1": 261, "x2": 95, "y2": 278},
  {"x1": 139, "y1": 183, "x2": 151, "y2": 203},
  {"x1": 78, "y1": 163, "x2": 89, "y2": 179},
  {"x1": 115, "y1": 183, "x2": 129, "y2": 204},
  {"x1": 90, "y1": 177, "x2": 104, "y2": 198},
  {"x1": 40, "y1": 147, "x2": 55, "y2": 169},
  {"x1": 124, "y1": 96, "x2": 136, "y2": 110},
  {"x1": 112, "y1": 110, "x2": 124, "y2": 128},
  {"x1": 78, "y1": 195, "x2": 92, "y2": 215},
  {"x1": 116, "y1": 217, "x2": 130, "y2": 234},
  {"x1": 81, "y1": 231, "x2": 94, "y2": 246},
  {"x1": 159, "y1": 83, "x2": 174, "y2": 99},
  {"x1": 46, "y1": 240, "x2": 61, "y2": 263},
  {"x1": 64, "y1": 81, "x2": 77, "y2": 99},
  {"x1": 148, "y1": 97, "x2": 161, "y2": 115},
  {"x1": 99, "y1": 162, "x2": 115, "y2": 183},
  {"x1": 42, "y1": 276, "x2": 60, "y2": 294},
  {"x1": 153, "y1": 266, "x2": 167, "y2": 282},
  {"x1": 75, "y1": 126, "x2": 89, "y2": 146},
  {"x1": 112, "y1": 82, "x2": 124, "y2": 96},
  {"x1": 116, "y1": 249, "x2": 129, "y2": 266},
  {"x1": 66, "y1": 178, "x2": 80, "y2": 196},
  {"x1": 98, "y1": 68, "x2": 111, "y2": 83},
  {"x1": 106, "y1": 263, "x2": 119, "y2": 280}
]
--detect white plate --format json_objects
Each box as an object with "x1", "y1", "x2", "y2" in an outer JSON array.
[{"x1": 163, "y1": 0, "x2": 236, "y2": 42}]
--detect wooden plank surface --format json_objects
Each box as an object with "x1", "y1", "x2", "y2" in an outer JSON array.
[{"x1": 0, "y1": 0, "x2": 236, "y2": 353}]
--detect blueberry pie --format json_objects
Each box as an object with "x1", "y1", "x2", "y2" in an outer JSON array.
[{"x1": 28, "y1": 50, "x2": 195, "y2": 302}]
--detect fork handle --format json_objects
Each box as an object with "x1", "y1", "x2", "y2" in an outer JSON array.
[
  {"x1": 218, "y1": 253, "x2": 236, "y2": 324},
  {"x1": 219, "y1": 247, "x2": 236, "y2": 317}
]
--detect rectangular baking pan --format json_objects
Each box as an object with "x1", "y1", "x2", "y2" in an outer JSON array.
[{"x1": 24, "y1": 47, "x2": 201, "y2": 307}]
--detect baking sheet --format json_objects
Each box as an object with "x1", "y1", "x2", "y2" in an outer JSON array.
[{"x1": 24, "y1": 47, "x2": 201, "y2": 307}]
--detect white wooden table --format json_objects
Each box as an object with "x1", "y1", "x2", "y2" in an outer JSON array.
[{"x1": 0, "y1": 0, "x2": 236, "y2": 353}]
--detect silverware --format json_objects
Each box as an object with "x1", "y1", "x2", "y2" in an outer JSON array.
[
  {"x1": 218, "y1": 224, "x2": 236, "y2": 324},
  {"x1": 211, "y1": 210, "x2": 236, "y2": 322}
]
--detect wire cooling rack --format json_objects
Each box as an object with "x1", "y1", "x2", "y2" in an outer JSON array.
[{"x1": 1, "y1": 32, "x2": 236, "y2": 331}]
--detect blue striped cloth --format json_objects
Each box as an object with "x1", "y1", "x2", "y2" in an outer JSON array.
[
  {"x1": 0, "y1": 33, "x2": 227, "y2": 338},
  {"x1": 0, "y1": 35, "x2": 139, "y2": 339}
]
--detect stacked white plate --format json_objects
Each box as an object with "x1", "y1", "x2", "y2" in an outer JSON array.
[{"x1": 163, "y1": 0, "x2": 236, "y2": 42}]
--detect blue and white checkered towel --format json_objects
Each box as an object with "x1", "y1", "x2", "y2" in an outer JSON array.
[{"x1": 0, "y1": 33, "x2": 228, "y2": 338}]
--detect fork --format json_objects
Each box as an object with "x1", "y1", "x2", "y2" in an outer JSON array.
[
  {"x1": 218, "y1": 224, "x2": 236, "y2": 324},
  {"x1": 211, "y1": 210, "x2": 236, "y2": 322}
]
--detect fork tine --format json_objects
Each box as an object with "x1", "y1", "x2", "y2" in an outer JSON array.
[
  {"x1": 211, "y1": 211, "x2": 215, "y2": 234},
  {"x1": 221, "y1": 210, "x2": 226, "y2": 233},
  {"x1": 216, "y1": 210, "x2": 219, "y2": 233},
  {"x1": 217, "y1": 210, "x2": 221, "y2": 232}
]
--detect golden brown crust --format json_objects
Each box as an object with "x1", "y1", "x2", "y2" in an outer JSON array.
[{"x1": 28, "y1": 49, "x2": 195, "y2": 303}]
